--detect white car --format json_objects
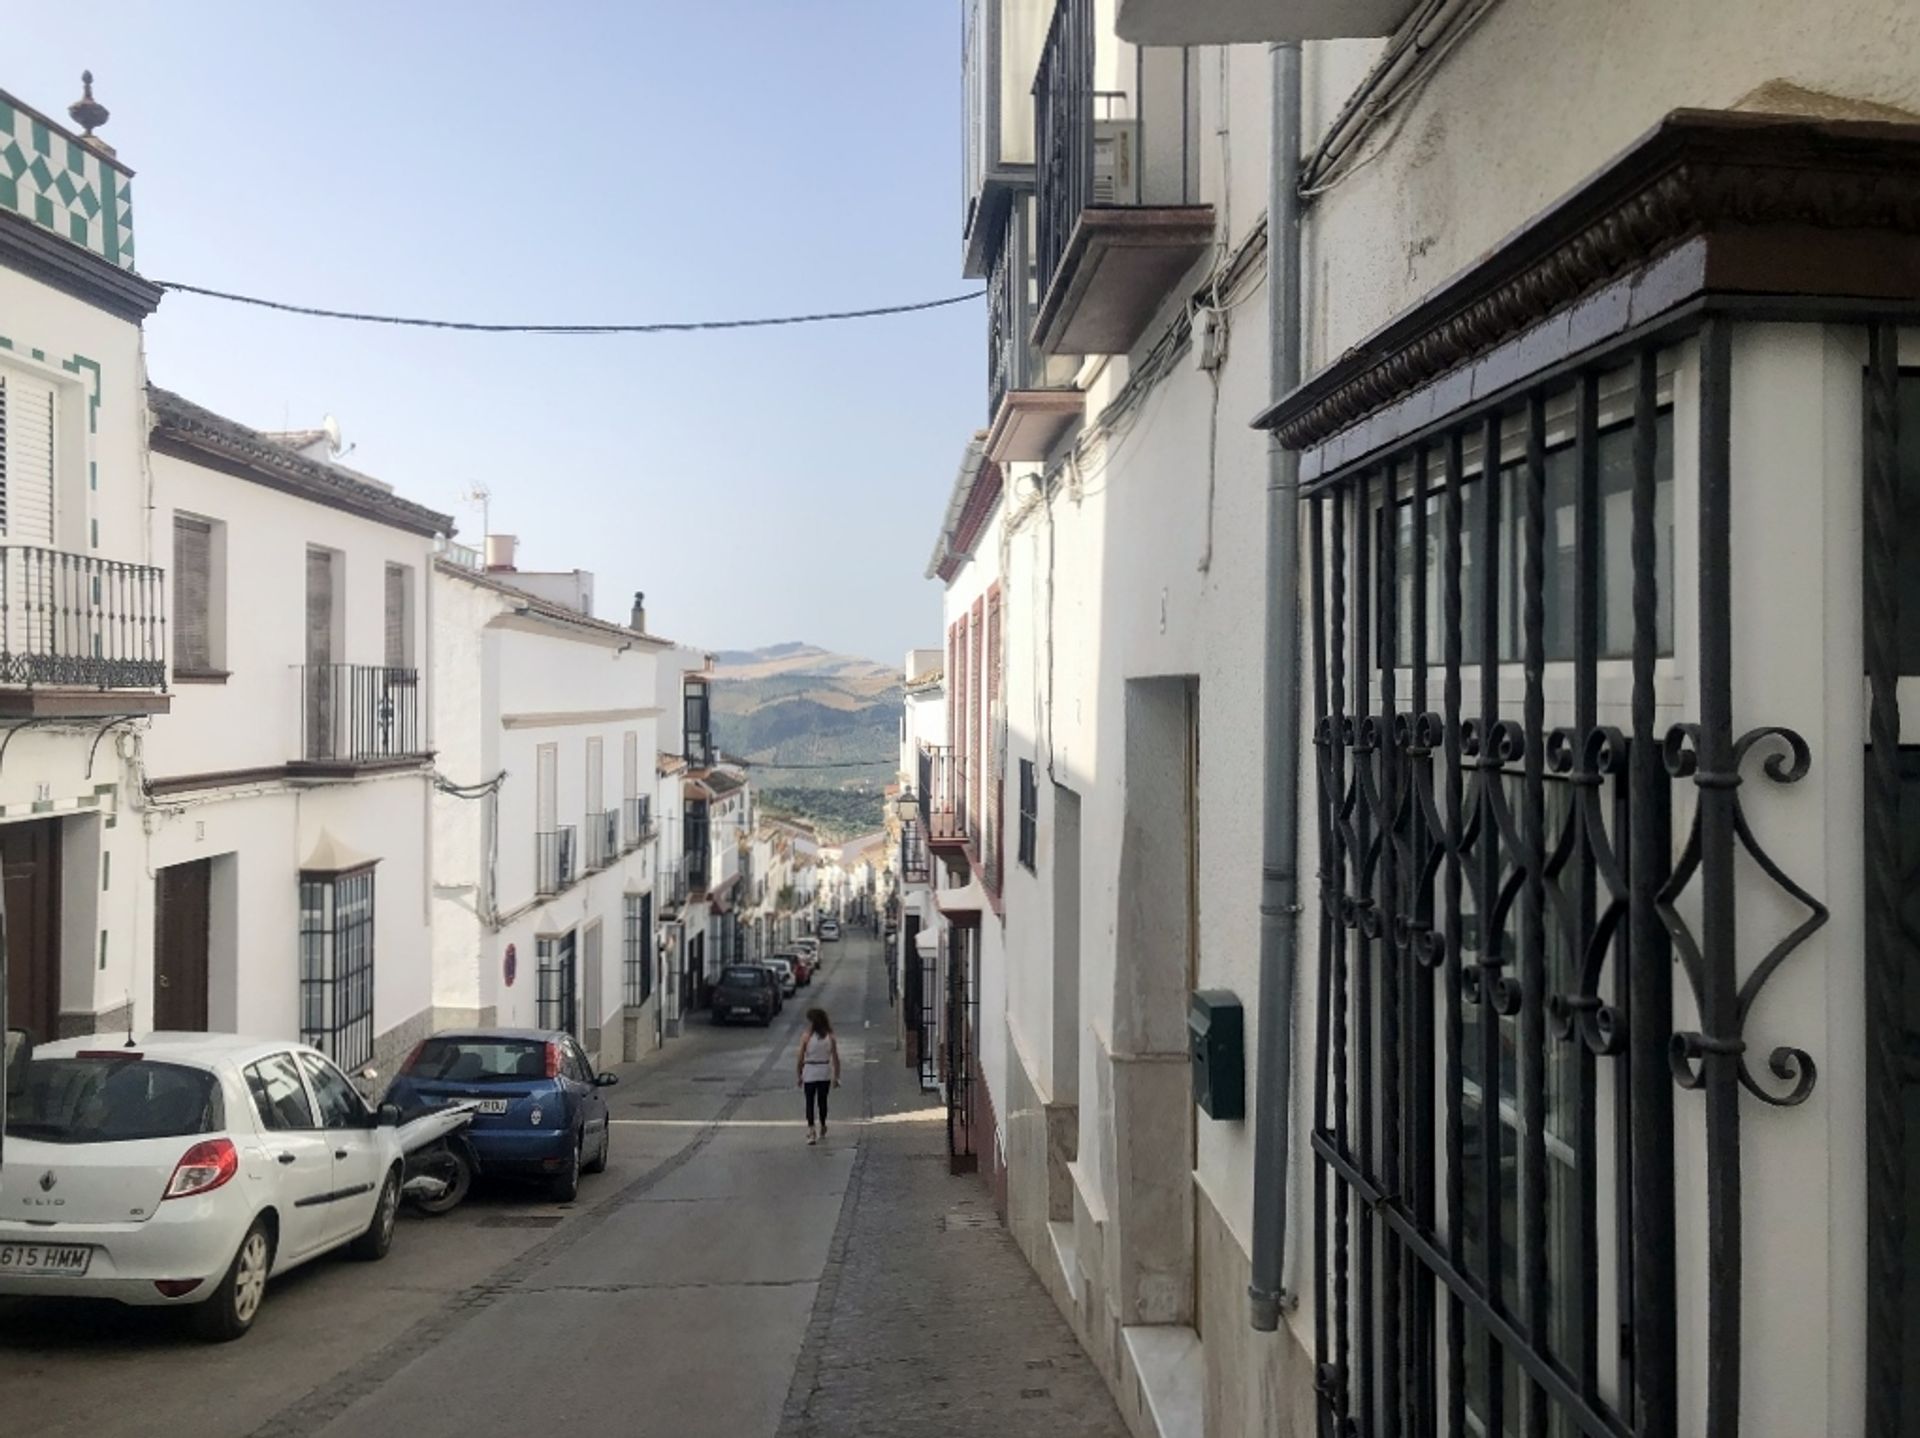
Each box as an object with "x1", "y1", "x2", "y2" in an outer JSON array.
[
  {"x1": 819, "y1": 920, "x2": 841, "y2": 942},
  {"x1": 0, "y1": 1033, "x2": 406, "y2": 1341},
  {"x1": 764, "y1": 957, "x2": 799, "y2": 997}
]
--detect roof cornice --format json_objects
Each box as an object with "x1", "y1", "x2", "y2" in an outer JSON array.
[{"x1": 0, "y1": 206, "x2": 161, "y2": 323}]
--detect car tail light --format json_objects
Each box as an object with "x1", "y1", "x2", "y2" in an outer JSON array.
[
  {"x1": 545, "y1": 1043, "x2": 561, "y2": 1079},
  {"x1": 153, "y1": 1278, "x2": 204, "y2": 1297},
  {"x1": 164, "y1": 1139, "x2": 239, "y2": 1200}
]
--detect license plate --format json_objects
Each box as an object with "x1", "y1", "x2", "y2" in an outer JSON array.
[
  {"x1": 447, "y1": 1097, "x2": 509, "y2": 1114},
  {"x1": 0, "y1": 1243, "x2": 92, "y2": 1276},
  {"x1": 731, "y1": 1006, "x2": 752, "y2": 1015}
]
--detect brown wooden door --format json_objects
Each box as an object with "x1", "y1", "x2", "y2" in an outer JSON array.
[
  {"x1": 154, "y1": 860, "x2": 211, "y2": 1031},
  {"x1": 1, "y1": 821, "x2": 62, "y2": 1043}
]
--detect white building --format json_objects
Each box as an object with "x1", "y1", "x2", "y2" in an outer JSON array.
[
  {"x1": 939, "y1": 1, "x2": 1920, "y2": 1436},
  {"x1": 0, "y1": 78, "x2": 168, "y2": 1045},
  {"x1": 430, "y1": 537, "x2": 668, "y2": 1069},
  {"x1": 895, "y1": 649, "x2": 945, "y2": 1086},
  {"x1": 140, "y1": 390, "x2": 449, "y2": 1075}
]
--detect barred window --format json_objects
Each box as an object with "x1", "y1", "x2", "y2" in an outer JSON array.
[
  {"x1": 537, "y1": 933, "x2": 577, "y2": 1035},
  {"x1": 1017, "y1": 758, "x2": 1038, "y2": 872},
  {"x1": 299, "y1": 867, "x2": 375, "y2": 1071},
  {"x1": 624, "y1": 892, "x2": 654, "y2": 1007}
]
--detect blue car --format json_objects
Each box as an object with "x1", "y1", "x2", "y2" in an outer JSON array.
[{"x1": 384, "y1": 1029, "x2": 618, "y2": 1201}]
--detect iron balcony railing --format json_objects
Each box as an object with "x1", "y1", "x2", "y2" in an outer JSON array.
[
  {"x1": 919, "y1": 744, "x2": 968, "y2": 844},
  {"x1": 584, "y1": 810, "x2": 617, "y2": 870},
  {"x1": 0, "y1": 544, "x2": 165, "y2": 690},
  {"x1": 535, "y1": 826, "x2": 576, "y2": 897},
  {"x1": 623, "y1": 796, "x2": 654, "y2": 851},
  {"x1": 1033, "y1": 0, "x2": 1097, "y2": 302},
  {"x1": 962, "y1": 0, "x2": 989, "y2": 237},
  {"x1": 659, "y1": 854, "x2": 689, "y2": 908},
  {"x1": 987, "y1": 198, "x2": 1036, "y2": 420},
  {"x1": 297, "y1": 663, "x2": 423, "y2": 764}
]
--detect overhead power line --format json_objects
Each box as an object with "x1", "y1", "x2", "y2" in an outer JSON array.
[{"x1": 153, "y1": 281, "x2": 984, "y2": 335}]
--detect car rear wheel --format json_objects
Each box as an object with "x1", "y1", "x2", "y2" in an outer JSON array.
[
  {"x1": 584, "y1": 1121, "x2": 610, "y2": 1175},
  {"x1": 193, "y1": 1218, "x2": 273, "y2": 1342},
  {"x1": 350, "y1": 1170, "x2": 402, "y2": 1259},
  {"x1": 550, "y1": 1134, "x2": 583, "y2": 1202}
]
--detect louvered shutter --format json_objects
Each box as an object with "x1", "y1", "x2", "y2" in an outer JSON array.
[
  {"x1": 173, "y1": 516, "x2": 213, "y2": 671},
  {"x1": 384, "y1": 563, "x2": 408, "y2": 669},
  {"x1": 0, "y1": 371, "x2": 57, "y2": 545}
]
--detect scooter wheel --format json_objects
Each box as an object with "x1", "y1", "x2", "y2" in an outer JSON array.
[{"x1": 408, "y1": 1151, "x2": 473, "y2": 1215}]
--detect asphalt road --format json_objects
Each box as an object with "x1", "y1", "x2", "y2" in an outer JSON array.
[{"x1": 0, "y1": 934, "x2": 883, "y2": 1438}]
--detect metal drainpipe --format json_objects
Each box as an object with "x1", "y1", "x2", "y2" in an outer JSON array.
[{"x1": 1249, "y1": 39, "x2": 1304, "y2": 1334}]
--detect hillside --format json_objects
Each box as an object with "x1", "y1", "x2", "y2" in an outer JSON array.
[{"x1": 709, "y1": 643, "x2": 901, "y2": 840}]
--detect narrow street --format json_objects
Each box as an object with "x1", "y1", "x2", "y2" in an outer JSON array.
[{"x1": 0, "y1": 935, "x2": 1122, "y2": 1438}]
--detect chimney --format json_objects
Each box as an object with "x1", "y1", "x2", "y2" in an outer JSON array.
[
  {"x1": 631, "y1": 591, "x2": 647, "y2": 632},
  {"x1": 484, "y1": 534, "x2": 518, "y2": 572}
]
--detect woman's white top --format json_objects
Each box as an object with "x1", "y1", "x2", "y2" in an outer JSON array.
[{"x1": 800, "y1": 1032, "x2": 836, "y2": 1082}]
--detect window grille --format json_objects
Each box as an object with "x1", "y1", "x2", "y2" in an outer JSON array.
[
  {"x1": 624, "y1": 892, "x2": 654, "y2": 1007},
  {"x1": 299, "y1": 866, "x2": 375, "y2": 1071},
  {"x1": 1017, "y1": 758, "x2": 1038, "y2": 872}
]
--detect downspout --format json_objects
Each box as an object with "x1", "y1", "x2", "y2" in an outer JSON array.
[{"x1": 1249, "y1": 39, "x2": 1304, "y2": 1333}]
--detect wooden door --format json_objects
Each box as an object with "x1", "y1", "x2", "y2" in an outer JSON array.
[
  {"x1": 1, "y1": 821, "x2": 62, "y2": 1043},
  {"x1": 154, "y1": 859, "x2": 212, "y2": 1031}
]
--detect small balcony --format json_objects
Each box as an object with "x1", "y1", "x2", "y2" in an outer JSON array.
[
  {"x1": 624, "y1": 796, "x2": 654, "y2": 851},
  {"x1": 918, "y1": 744, "x2": 969, "y2": 849},
  {"x1": 536, "y1": 826, "x2": 578, "y2": 897},
  {"x1": 1115, "y1": 0, "x2": 1417, "y2": 43},
  {"x1": 0, "y1": 545, "x2": 169, "y2": 717},
  {"x1": 294, "y1": 664, "x2": 425, "y2": 771},
  {"x1": 1032, "y1": 0, "x2": 1214, "y2": 358},
  {"x1": 986, "y1": 194, "x2": 1085, "y2": 464},
  {"x1": 962, "y1": 0, "x2": 1047, "y2": 278},
  {"x1": 584, "y1": 810, "x2": 618, "y2": 871}
]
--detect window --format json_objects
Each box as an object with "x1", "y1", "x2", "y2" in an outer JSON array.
[
  {"x1": 0, "y1": 368, "x2": 57, "y2": 544},
  {"x1": 384, "y1": 562, "x2": 414, "y2": 670},
  {"x1": 299, "y1": 1052, "x2": 369, "y2": 1129},
  {"x1": 1894, "y1": 371, "x2": 1920, "y2": 671},
  {"x1": 7, "y1": 1057, "x2": 221, "y2": 1143},
  {"x1": 299, "y1": 867, "x2": 376, "y2": 1071},
  {"x1": 624, "y1": 892, "x2": 654, "y2": 1007},
  {"x1": 402, "y1": 1036, "x2": 548, "y2": 1082},
  {"x1": 245, "y1": 1053, "x2": 317, "y2": 1132},
  {"x1": 684, "y1": 677, "x2": 712, "y2": 765},
  {"x1": 172, "y1": 514, "x2": 224, "y2": 674},
  {"x1": 986, "y1": 588, "x2": 1004, "y2": 885},
  {"x1": 537, "y1": 933, "x2": 577, "y2": 1035},
  {"x1": 1017, "y1": 758, "x2": 1038, "y2": 871}
]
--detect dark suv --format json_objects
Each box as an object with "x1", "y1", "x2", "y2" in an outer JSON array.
[{"x1": 712, "y1": 964, "x2": 778, "y2": 1026}]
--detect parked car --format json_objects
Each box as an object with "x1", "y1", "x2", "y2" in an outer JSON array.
[
  {"x1": 382, "y1": 1030, "x2": 617, "y2": 1203},
  {"x1": 764, "y1": 956, "x2": 799, "y2": 997},
  {"x1": 0, "y1": 1033, "x2": 406, "y2": 1341},
  {"x1": 710, "y1": 965, "x2": 778, "y2": 1027},
  {"x1": 777, "y1": 950, "x2": 812, "y2": 986},
  {"x1": 755, "y1": 964, "x2": 787, "y2": 1013},
  {"x1": 819, "y1": 919, "x2": 841, "y2": 942}
]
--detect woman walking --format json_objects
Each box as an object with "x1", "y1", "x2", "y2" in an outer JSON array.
[{"x1": 797, "y1": 1008, "x2": 841, "y2": 1145}]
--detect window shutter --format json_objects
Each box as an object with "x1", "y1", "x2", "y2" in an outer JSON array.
[
  {"x1": 0, "y1": 371, "x2": 57, "y2": 545},
  {"x1": 173, "y1": 516, "x2": 213, "y2": 671},
  {"x1": 306, "y1": 548, "x2": 334, "y2": 666},
  {"x1": 384, "y1": 563, "x2": 408, "y2": 669}
]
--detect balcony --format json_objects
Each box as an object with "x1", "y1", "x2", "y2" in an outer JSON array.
[
  {"x1": 624, "y1": 796, "x2": 654, "y2": 851},
  {"x1": 294, "y1": 664, "x2": 425, "y2": 771},
  {"x1": 962, "y1": 0, "x2": 1049, "y2": 278},
  {"x1": 584, "y1": 810, "x2": 618, "y2": 871},
  {"x1": 986, "y1": 194, "x2": 1085, "y2": 464},
  {"x1": 1032, "y1": 0, "x2": 1214, "y2": 358},
  {"x1": 1115, "y1": 0, "x2": 1417, "y2": 43},
  {"x1": 901, "y1": 820, "x2": 931, "y2": 886},
  {"x1": 536, "y1": 826, "x2": 577, "y2": 897},
  {"x1": 918, "y1": 744, "x2": 969, "y2": 849},
  {"x1": 0, "y1": 545, "x2": 169, "y2": 717}
]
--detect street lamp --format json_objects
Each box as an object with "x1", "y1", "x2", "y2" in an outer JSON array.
[{"x1": 891, "y1": 790, "x2": 919, "y2": 824}]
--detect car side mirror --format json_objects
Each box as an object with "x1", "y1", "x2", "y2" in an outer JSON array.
[
  {"x1": 594, "y1": 1071, "x2": 620, "y2": 1088},
  {"x1": 376, "y1": 1102, "x2": 403, "y2": 1127}
]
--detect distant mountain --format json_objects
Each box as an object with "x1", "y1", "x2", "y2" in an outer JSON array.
[{"x1": 709, "y1": 643, "x2": 901, "y2": 839}]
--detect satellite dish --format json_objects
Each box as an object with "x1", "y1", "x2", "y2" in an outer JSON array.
[{"x1": 321, "y1": 414, "x2": 343, "y2": 456}]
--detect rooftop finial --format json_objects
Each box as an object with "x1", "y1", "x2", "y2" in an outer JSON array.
[{"x1": 69, "y1": 71, "x2": 114, "y2": 156}]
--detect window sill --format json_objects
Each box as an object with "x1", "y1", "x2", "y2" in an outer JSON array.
[{"x1": 172, "y1": 669, "x2": 231, "y2": 685}]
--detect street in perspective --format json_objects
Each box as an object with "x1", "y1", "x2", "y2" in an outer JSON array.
[{"x1": 7, "y1": 3, "x2": 1920, "y2": 1438}]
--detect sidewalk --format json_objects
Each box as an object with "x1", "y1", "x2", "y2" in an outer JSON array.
[{"x1": 776, "y1": 962, "x2": 1125, "y2": 1438}]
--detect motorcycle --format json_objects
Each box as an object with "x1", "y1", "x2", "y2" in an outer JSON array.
[{"x1": 358, "y1": 1065, "x2": 480, "y2": 1216}]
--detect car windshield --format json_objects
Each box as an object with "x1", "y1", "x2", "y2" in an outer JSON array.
[
  {"x1": 4, "y1": 1056, "x2": 223, "y2": 1144},
  {"x1": 404, "y1": 1037, "x2": 550, "y2": 1084},
  {"x1": 722, "y1": 967, "x2": 767, "y2": 987}
]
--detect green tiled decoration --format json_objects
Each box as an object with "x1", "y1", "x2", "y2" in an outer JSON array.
[{"x1": 0, "y1": 92, "x2": 137, "y2": 269}]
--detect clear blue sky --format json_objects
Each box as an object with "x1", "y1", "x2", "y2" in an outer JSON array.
[{"x1": 8, "y1": 3, "x2": 978, "y2": 665}]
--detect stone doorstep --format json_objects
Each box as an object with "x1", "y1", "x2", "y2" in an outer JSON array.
[{"x1": 1120, "y1": 1324, "x2": 1206, "y2": 1438}]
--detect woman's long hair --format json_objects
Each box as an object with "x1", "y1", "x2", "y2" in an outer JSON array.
[{"x1": 806, "y1": 1008, "x2": 832, "y2": 1036}]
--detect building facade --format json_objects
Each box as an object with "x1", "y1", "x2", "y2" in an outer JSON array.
[
  {"x1": 933, "y1": 3, "x2": 1920, "y2": 1437},
  {"x1": 430, "y1": 538, "x2": 667, "y2": 1070}
]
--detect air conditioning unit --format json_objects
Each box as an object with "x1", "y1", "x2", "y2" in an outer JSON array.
[{"x1": 1092, "y1": 120, "x2": 1137, "y2": 206}]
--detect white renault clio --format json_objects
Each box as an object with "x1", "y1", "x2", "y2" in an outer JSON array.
[{"x1": 0, "y1": 1033, "x2": 406, "y2": 1340}]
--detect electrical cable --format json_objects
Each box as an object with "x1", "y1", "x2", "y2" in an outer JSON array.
[{"x1": 152, "y1": 281, "x2": 985, "y2": 335}]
